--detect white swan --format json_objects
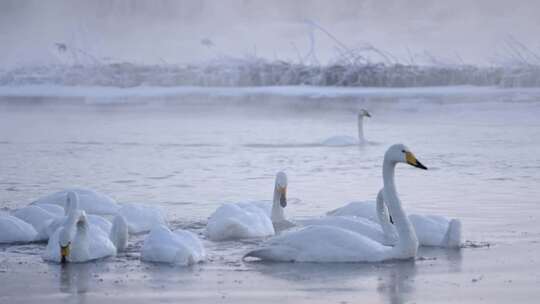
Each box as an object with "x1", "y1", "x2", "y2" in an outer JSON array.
[
  {"x1": 109, "y1": 215, "x2": 129, "y2": 252},
  {"x1": 141, "y1": 225, "x2": 205, "y2": 266},
  {"x1": 250, "y1": 172, "x2": 295, "y2": 233},
  {"x1": 205, "y1": 172, "x2": 290, "y2": 241},
  {"x1": 13, "y1": 205, "x2": 60, "y2": 241},
  {"x1": 0, "y1": 214, "x2": 37, "y2": 243},
  {"x1": 117, "y1": 203, "x2": 166, "y2": 234},
  {"x1": 322, "y1": 109, "x2": 371, "y2": 146},
  {"x1": 32, "y1": 188, "x2": 120, "y2": 215},
  {"x1": 244, "y1": 144, "x2": 427, "y2": 262},
  {"x1": 297, "y1": 191, "x2": 398, "y2": 246},
  {"x1": 45, "y1": 191, "x2": 112, "y2": 238},
  {"x1": 43, "y1": 210, "x2": 117, "y2": 263},
  {"x1": 329, "y1": 189, "x2": 462, "y2": 248}
]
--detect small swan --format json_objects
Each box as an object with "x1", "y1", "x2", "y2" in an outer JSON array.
[
  {"x1": 322, "y1": 109, "x2": 371, "y2": 146},
  {"x1": 0, "y1": 214, "x2": 37, "y2": 243},
  {"x1": 244, "y1": 144, "x2": 427, "y2": 263},
  {"x1": 43, "y1": 210, "x2": 117, "y2": 263},
  {"x1": 205, "y1": 172, "x2": 290, "y2": 241},
  {"x1": 141, "y1": 225, "x2": 205, "y2": 266}
]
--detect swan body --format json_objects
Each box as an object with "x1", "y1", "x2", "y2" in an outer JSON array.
[
  {"x1": 409, "y1": 215, "x2": 461, "y2": 248},
  {"x1": 329, "y1": 190, "x2": 462, "y2": 248},
  {"x1": 326, "y1": 200, "x2": 379, "y2": 221},
  {"x1": 43, "y1": 211, "x2": 116, "y2": 263},
  {"x1": 205, "y1": 203, "x2": 274, "y2": 241},
  {"x1": 13, "y1": 205, "x2": 60, "y2": 241},
  {"x1": 296, "y1": 216, "x2": 390, "y2": 245},
  {"x1": 141, "y1": 225, "x2": 205, "y2": 266},
  {"x1": 244, "y1": 144, "x2": 426, "y2": 263},
  {"x1": 0, "y1": 215, "x2": 37, "y2": 243},
  {"x1": 44, "y1": 192, "x2": 112, "y2": 238},
  {"x1": 32, "y1": 188, "x2": 120, "y2": 215},
  {"x1": 322, "y1": 109, "x2": 371, "y2": 146},
  {"x1": 205, "y1": 172, "x2": 290, "y2": 240},
  {"x1": 35, "y1": 204, "x2": 64, "y2": 216},
  {"x1": 117, "y1": 203, "x2": 166, "y2": 234},
  {"x1": 109, "y1": 215, "x2": 129, "y2": 252}
]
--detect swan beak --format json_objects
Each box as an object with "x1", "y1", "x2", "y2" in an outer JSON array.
[
  {"x1": 60, "y1": 245, "x2": 70, "y2": 263},
  {"x1": 405, "y1": 151, "x2": 428, "y2": 170},
  {"x1": 365, "y1": 112, "x2": 371, "y2": 118},
  {"x1": 279, "y1": 186, "x2": 287, "y2": 208}
]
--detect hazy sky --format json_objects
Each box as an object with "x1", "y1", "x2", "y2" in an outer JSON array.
[{"x1": 1, "y1": 0, "x2": 538, "y2": 67}]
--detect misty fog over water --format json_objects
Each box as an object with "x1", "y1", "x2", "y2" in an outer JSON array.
[{"x1": 1, "y1": 0, "x2": 539, "y2": 67}]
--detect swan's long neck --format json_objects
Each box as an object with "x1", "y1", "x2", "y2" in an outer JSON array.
[
  {"x1": 357, "y1": 115, "x2": 365, "y2": 143},
  {"x1": 382, "y1": 160, "x2": 418, "y2": 257},
  {"x1": 271, "y1": 185, "x2": 285, "y2": 223},
  {"x1": 376, "y1": 189, "x2": 398, "y2": 245}
]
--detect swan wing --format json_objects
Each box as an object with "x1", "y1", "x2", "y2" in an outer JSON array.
[{"x1": 245, "y1": 226, "x2": 388, "y2": 263}]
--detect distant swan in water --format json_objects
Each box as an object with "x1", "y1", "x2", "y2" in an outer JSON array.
[
  {"x1": 205, "y1": 172, "x2": 290, "y2": 241},
  {"x1": 322, "y1": 109, "x2": 371, "y2": 146},
  {"x1": 244, "y1": 144, "x2": 427, "y2": 263}
]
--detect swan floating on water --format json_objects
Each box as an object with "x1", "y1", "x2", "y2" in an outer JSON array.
[
  {"x1": 117, "y1": 203, "x2": 166, "y2": 234},
  {"x1": 322, "y1": 109, "x2": 371, "y2": 146},
  {"x1": 244, "y1": 144, "x2": 427, "y2": 263},
  {"x1": 13, "y1": 205, "x2": 60, "y2": 241},
  {"x1": 141, "y1": 225, "x2": 205, "y2": 266},
  {"x1": 32, "y1": 188, "x2": 120, "y2": 215},
  {"x1": 43, "y1": 210, "x2": 117, "y2": 263},
  {"x1": 328, "y1": 189, "x2": 462, "y2": 248},
  {"x1": 0, "y1": 214, "x2": 38, "y2": 243},
  {"x1": 205, "y1": 172, "x2": 290, "y2": 241},
  {"x1": 45, "y1": 191, "x2": 112, "y2": 239},
  {"x1": 297, "y1": 191, "x2": 397, "y2": 246}
]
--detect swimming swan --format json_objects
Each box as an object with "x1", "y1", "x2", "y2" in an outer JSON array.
[
  {"x1": 244, "y1": 144, "x2": 427, "y2": 262},
  {"x1": 329, "y1": 189, "x2": 462, "y2": 248},
  {"x1": 43, "y1": 210, "x2": 117, "y2": 263},
  {"x1": 141, "y1": 225, "x2": 205, "y2": 266},
  {"x1": 322, "y1": 109, "x2": 371, "y2": 146},
  {"x1": 45, "y1": 191, "x2": 112, "y2": 238},
  {"x1": 205, "y1": 172, "x2": 290, "y2": 241},
  {"x1": 297, "y1": 190, "x2": 398, "y2": 246}
]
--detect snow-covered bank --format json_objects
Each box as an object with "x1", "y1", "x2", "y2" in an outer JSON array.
[{"x1": 2, "y1": 85, "x2": 540, "y2": 100}]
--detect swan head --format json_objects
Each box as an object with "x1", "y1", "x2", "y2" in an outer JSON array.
[
  {"x1": 358, "y1": 109, "x2": 371, "y2": 118},
  {"x1": 59, "y1": 227, "x2": 72, "y2": 263},
  {"x1": 385, "y1": 144, "x2": 427, "y2": 170},
  {"x1": 275, "y1": 171, "x2": 288, "y2": 208}
]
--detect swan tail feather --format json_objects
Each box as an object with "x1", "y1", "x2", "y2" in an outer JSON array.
[{"x1": 443, "y1": 219, "x2": 462, "y2": 248}]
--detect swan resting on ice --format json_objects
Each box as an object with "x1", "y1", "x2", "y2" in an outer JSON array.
[
  {"x1": 322, "y1": 109, "x2": 371, "y2": 146},
  {"x1": 205, "y1": 171, "x2": 290, "y2": 241},
  {"x1": 244, "y1": 144, "x2": 427, "y2": 262},
  {"x1": 141, "y1": 225, "x2": 205, "y2": 266}
]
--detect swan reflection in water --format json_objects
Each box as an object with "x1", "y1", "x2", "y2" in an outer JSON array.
[{"x1": 59, "y1": 263, "x2": 91, "y2": 294}]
